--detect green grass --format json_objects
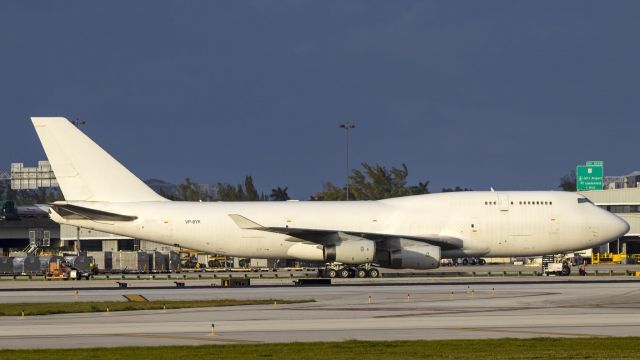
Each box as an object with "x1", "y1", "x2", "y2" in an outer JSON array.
[
  {"x1": 0, "y1": 338, "x2": 638, "y2": 359},
  {"x1": 0, "y1": 299, "x2": 312, "y2": 316}
]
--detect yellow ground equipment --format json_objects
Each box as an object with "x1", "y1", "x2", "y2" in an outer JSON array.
[
  {"x1": 591, "y1": 252, "x2": 628, "y2": 264},
  {"x1": 45, "y1": 259, "x2": 70, "y2": 280}
]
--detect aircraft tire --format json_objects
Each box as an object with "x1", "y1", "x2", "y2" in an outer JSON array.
[
  {"x1": 356, "y1": 269, "x2": 367, "y2": 278},
  {"x1": 338, "y1": 268, "x2": 350, "y2": 278},
  {"x1": 367, "y1": 268, "x2": 380, "y2": 278},
  {"x1": 326, "y1": 269, "x2": 338, "y2": 278}
]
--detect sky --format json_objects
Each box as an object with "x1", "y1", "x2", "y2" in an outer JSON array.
[{"x1": 1, "y1": 1, "x2": 639, "y2": 199}]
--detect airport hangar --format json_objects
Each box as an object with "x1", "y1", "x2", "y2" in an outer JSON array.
[{"x1": 1, "y1": 161, "x2": 639, "y2": 264}]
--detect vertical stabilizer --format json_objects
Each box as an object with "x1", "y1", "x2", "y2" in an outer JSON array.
[{"x1": 31, "y1": 117, "x2": 167, "y2": 202}]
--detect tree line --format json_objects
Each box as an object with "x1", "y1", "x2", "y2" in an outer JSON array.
[
  {"x1": 1, "y1": 163, "x2": 579, "y2": 205},
  {"x1": 0, "y1": 162, "x2": 475, "y2": 204},
  {"x1": 149, "y1": 162, "x2": 472, "y2": 202},
  {"x1": 0, "y1": 181, "x2": 63, "y2": 205},
  {"x1": 151, "y1": 176, "x2": 291, "y2": 202}
]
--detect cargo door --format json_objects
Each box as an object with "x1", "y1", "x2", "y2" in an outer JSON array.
[
  {"x1": 497, "y1": 193, "x2": 510, "y2": 249},
  {"x1": 498, "y1": 193, "x2": 510, "y2": 211}
]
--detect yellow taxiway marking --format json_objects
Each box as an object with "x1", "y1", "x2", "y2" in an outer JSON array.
[
  {"x1": 117, "y1": 333, "x2": 259, "y2": 344},
  {"x1": 123, "y1": 294, "x2": 149, "y2": 302}
]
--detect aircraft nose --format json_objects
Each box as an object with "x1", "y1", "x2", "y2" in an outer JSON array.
[{"x1": 606, "y1": 213, "x2": 630, "y2": 240}]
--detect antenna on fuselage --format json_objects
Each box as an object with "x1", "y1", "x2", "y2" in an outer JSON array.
[{"x1": 490, "y1": 187, "x2": 495, "y2": 192}]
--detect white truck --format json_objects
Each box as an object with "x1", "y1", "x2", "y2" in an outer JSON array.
[{"x1": 543, "y1": 261, "x2": 571, "y2": 276}]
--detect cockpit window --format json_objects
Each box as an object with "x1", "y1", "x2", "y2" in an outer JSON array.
[{"x1": 577, "y1": 198, "x2": 592, "y2": 204}]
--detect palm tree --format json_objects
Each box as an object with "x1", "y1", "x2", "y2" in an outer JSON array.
[{"x1": 270, "y1": 187, "x2": 290, "y2": 201}]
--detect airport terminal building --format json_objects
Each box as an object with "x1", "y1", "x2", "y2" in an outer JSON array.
[{"x1": 580, "y1": 187, "x2": 640, "y2": 254}]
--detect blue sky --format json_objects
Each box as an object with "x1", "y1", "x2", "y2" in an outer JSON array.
[{"x1": 1, "y1": 1, "x2": 639, "y2": 199}]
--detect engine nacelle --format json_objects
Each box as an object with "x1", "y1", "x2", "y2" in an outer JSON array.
[
  {"x1": 323, "y1": 238, "x2": 375, "y2": 264},
  {"x1": 386, "y1": 244, "x2": 441, "y2": 269}
]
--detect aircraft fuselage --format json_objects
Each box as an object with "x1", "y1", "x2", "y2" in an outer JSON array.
[{"x1": 51, "y1": 190, "x2": 627, "y2": 261}]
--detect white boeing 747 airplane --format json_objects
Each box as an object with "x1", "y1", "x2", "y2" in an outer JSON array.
[{"x1": 32, "y1": 117, "x2": 628, "y2": 278}]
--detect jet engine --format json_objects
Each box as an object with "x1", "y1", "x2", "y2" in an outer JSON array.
[
  {"x1": 376, "y1": 242, "x2": 441, "y2": 269},
  {"x1": 323, "y1": 238, "x2": 375, "y2": 264}
]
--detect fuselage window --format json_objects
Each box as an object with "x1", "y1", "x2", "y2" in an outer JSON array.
[
  {"x1": 550, "y1": 201, "x2": 552, "y2": 205},
  {"x1": 471, "y1": 224, "x2": 474, "y2": 228}
]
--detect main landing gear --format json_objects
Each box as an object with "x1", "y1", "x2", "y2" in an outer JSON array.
[{"x1": 321, "y1": 264, "x2": 380, "y2": 278}]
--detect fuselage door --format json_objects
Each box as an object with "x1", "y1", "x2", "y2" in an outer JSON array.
[{"x1": 498, "y1": 193, "x2": 510, "y2": 211}]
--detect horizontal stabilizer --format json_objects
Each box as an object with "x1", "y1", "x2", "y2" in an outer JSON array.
[{"x1": 51, "y1": 204, "x2": 137, "y2": 221}]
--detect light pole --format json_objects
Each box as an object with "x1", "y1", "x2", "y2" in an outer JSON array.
[
  {"x1": 339, "y1": 122, "x2": 355, "y2": 200},
  {"x1": 71, "y1": 118, "x2": 85, "y2": 252}
]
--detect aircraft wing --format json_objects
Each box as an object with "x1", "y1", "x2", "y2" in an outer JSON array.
[{"x1": 228, "y1": 214, "x2": 463, "y2": 249}]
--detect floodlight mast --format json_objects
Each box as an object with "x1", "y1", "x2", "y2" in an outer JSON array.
[{"x1": 339, "y1": 122, "x2": 355, "y2": 201}]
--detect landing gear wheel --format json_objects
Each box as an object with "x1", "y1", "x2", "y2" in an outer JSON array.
[
  {"x1": 356, "y1": 269, "x2": 367, "y2": 278},
  {"x1": 462, "y1": 258, "x2": 469, "y2": 265},
  {"x1": 326, "y1": 269, "x2": 338, "y2": 278},
  {"x1": 367, "y1": 268, "x2": 380, "y2": 278},
  {"x1": 338, "y1": 268, "x2": 350, "y2": 278},
  {"x1": 478, "y1": 259, "x2": 486, "y2": 265}
]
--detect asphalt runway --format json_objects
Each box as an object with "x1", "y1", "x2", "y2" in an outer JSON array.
[{"x1": 1, "y1": 280, "x2": 640, "y2": 348}]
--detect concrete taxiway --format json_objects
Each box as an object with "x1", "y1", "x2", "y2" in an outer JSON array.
[{"x1": 1, "y1": 280, "x2": 640, "y2": 348}]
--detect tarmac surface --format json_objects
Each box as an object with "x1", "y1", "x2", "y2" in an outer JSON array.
[{"x1": 1, "y1": 278, "x2": 640, "y2": 348}]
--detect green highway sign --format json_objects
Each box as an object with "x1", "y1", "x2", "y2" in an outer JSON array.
[{"x1": 576, "y1": 161, "x2": 603, "y2": 191}]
